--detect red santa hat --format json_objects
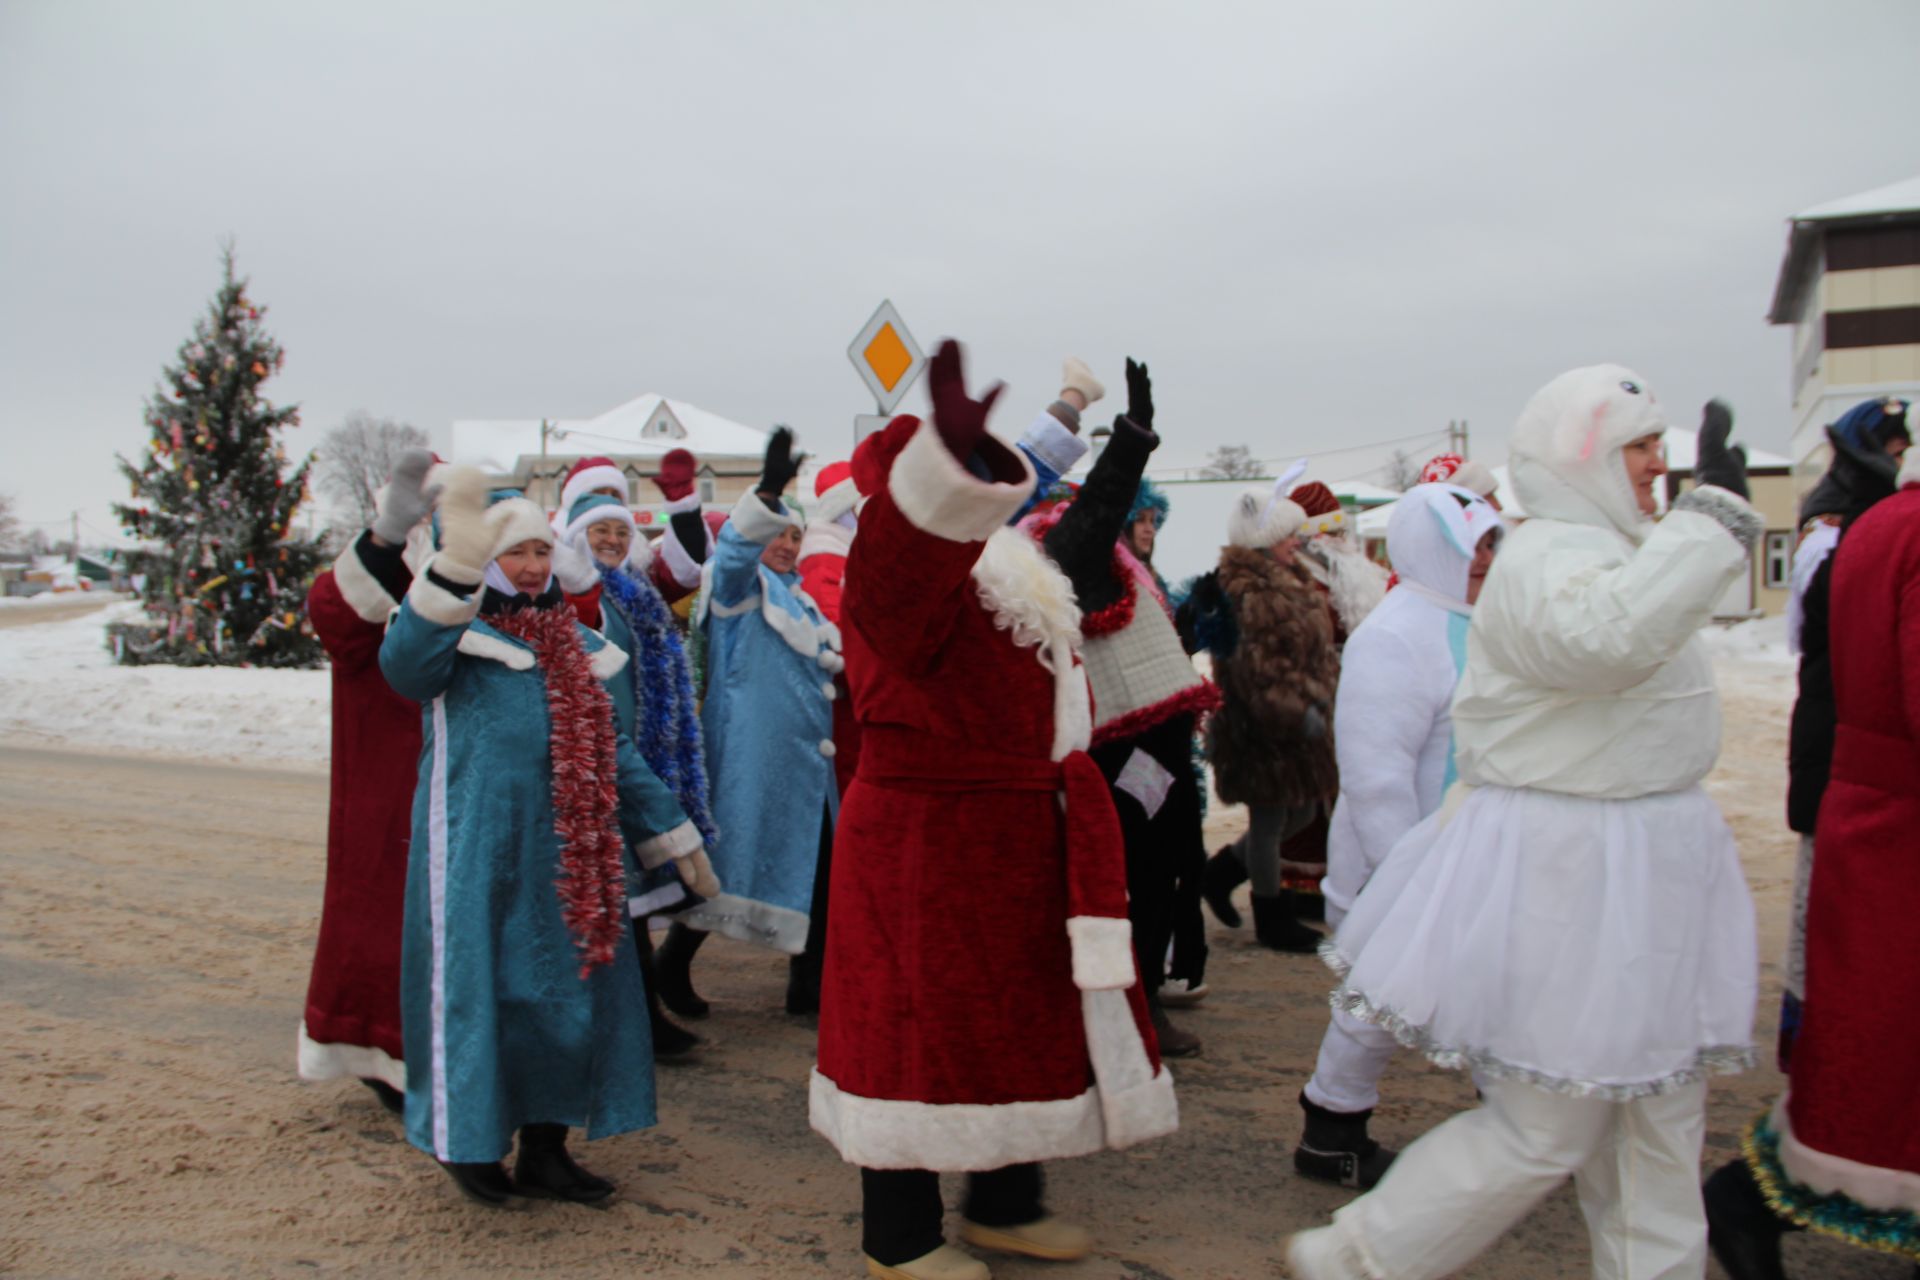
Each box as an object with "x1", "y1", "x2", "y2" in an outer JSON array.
[
  {"x1": 557, "y1": 456, "x2": 628, "y2": 518},
  {"x1": 810, "y1": 459, "x2": 862, "y2": 525},
  {"x1": 1290, "y1": 481, "x2": 1347, "y2": 536},
  {"x1": 1419, "y1": 452, "x2": 1499, "y2": 500}
]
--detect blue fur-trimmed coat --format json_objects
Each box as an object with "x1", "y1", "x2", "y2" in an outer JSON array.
[{"x1": 679, "y1": 492, "x2": 842, "y2": 954}]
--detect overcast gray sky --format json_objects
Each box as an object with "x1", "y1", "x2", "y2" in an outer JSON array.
[{"x1": 3, "y1": 0, "x2": 1916, "y2": 544}]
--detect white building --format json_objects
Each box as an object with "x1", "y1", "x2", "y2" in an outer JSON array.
[{"x1": 1766, "y1": 175, "x2": 1920, "y2": 486}]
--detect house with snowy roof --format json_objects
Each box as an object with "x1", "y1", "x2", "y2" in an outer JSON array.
[
  {"x1": 1768, "y1": 174, "x2": 1920, "y2": 483},
  {"x1": 451, "y1": 393, "x2": 772, "y2": 526}
]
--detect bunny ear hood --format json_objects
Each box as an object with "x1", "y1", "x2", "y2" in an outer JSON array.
[
  {"x1": 1507, "y1": 364, "x2": 1668, "y2": 543},
  {"x1": 1388, "y1": 483, "x2": 1505, "y2": 602}
]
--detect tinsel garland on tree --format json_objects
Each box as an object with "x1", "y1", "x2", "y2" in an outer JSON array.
[
  {"x1": 108, "y1": 248, "x2": 325, "y2": 667},
  {"x1": 486, "y1": 606, "x2": 630, "y2": 978}
]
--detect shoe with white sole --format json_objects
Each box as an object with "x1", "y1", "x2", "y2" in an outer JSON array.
[
  {"x1": 1159, "y1": 978, "x2": 1209, "y2": 1008},
  {"x1": 958, "y1": 1215, "x2": 1092, "y2": 1262},
  {"x1": 864, "y1": 1244, "x2": 989, "y2": 1280}
]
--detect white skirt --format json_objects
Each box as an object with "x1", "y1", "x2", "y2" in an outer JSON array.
[{"x1": 1325, "y1": 784, "x2": 1756, "y2": 1099}]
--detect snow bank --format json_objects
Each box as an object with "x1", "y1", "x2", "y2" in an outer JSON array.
[
  {"x1": 1700, "y1": 613, "x2": 1794, "y2": 673},
  {"x1": 0, "y1": 601, "x2": 330, "y2": 767}
]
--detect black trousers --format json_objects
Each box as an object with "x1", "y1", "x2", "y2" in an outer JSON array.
[
  {"x1": 1089, "y1": 713, "x2": 1207, "y2": 996},
  {"x1": 860, "y1": 1164, "x2": 1044, "y2": 1265}
]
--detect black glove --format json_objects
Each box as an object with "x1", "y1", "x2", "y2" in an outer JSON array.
[
  {"x1": 1124, "y1": 357, "x2": 1153, "y2": 433},
  {"x1": 757, "y1": 426, "x2": 805, "y2": 501},
  {"x1": 1693, "y1": 400, "x2": 1749, "y2": 500},
  {"x1": 1301, "y1": 704, "x2": 1329, "y2": 744},
  {"x1": 668, "y1": 510, "x2": 711, "y2": 566}
]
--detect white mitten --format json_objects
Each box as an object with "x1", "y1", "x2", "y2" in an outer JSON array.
[
  {"x1": 433, "y1": 466, "x2": 495, "y2": 585},
  {"x1": 550, "y1": 538, "x2": 601, "y2": 594},
  {"x1": 674, "y1": 847, "x2": 720, "y2": 900},
  {"x1": 1061, "y1": 357, "x2": 1105, "y2": 406}
]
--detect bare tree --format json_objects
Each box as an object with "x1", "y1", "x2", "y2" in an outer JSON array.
[
  {"x1": 313, "y1": 412, "x2": 431, "y2": 534},
  {"x1": 1199, "y1": 444, "x2": 1263, "y2": 480},
  {"x1": 1382, "y1": 447, "x2": 1422, "y2": 492},
  {"x1": 0, "y1": 493, "x2": 20, "y2": 554}
]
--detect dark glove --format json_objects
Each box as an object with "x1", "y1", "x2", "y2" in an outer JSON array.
[
  {"x1": 1124, "y1": 357, "x2": 1154, "y2": 433},
  {"x1": 757, "y1": 426, "x2": 805, "y2": 501},
  {"x1": 1693, "y1": 399, "x2": 1749, "y2": 500},
  {"x1": 371, "y1": 448, "x2": 438, "y2": 545},
  {"x1": 668, "y1": 510, "x2": 711, "y2": 566},
  {"x1": 927, "y1": 338, "x2": 1004, "y2": 463},
  {"x1": 1301, "y1": 705, "x2": 1329, "y2": 743}
]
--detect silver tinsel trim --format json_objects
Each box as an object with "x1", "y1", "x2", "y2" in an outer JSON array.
[{"x1": 1320, "y1": 940, "x2": 1756, "y2": 1102}]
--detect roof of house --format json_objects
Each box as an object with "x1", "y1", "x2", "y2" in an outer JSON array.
[
  {"x1": 1768, "y1": 174, "x2": 1920, "y2": 324},
  {"x1": 451, "y1": 394, "x2": 771, "y2": 474}
]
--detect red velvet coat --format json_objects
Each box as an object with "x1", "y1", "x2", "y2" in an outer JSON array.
[
  {"x1": 809, "y1": 418, "x2": 1177, "y2": 1172},
  {"x1": 1781, "y1": 485, "x2": 1920, "y2": 1212},
  {"x1": 799, "y1": 522, "x2": 861, "y2": 796},
  {"x1": 297, "y1": 538, "x2": 418, "y2": 1089}
]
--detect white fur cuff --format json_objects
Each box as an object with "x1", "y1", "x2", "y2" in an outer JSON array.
[
  {"x1": 1019, "y1": 412, "x2": 1089, "y2": 478},
  {"x1": 891, "y1": 419, "x2": 1035, "y2": 543},
  {"x1": 332, "y1": 537, "x2": 401, "y2": 624},
  {"x1": 408, "y1": 558, "x2": 482, "y2": 627},
  {"x1": 1067, "y1": 916, "x2": 1137, "y2": 991},
  {"x1": 729, "y1": 490, "x2": 798, "y2": 544},
  {"x1": 633, "y1": 819, "x2": 702, "y2": 869}
]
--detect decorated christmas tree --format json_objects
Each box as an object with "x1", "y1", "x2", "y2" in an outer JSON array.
[{"x1": 110, "y1": 249, "x2": 326, "y2": 667}]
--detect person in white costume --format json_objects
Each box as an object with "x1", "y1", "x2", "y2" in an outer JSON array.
[
  {"x1": 1286, "y1": 366, "x2": 1764, "y2": 1280},
  {"x1": 1292, "y1": 483, "x2": 1503, "y2": 1191}
]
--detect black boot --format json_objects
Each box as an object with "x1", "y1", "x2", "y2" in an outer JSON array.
[
  {"x1": 1294, "y1": 1092, "x2": 1397, "y2": 1189},
  {"x1": 653, "y1": 922, "x2": 711, "y2": 1019},
  {"x1": 633, "y1": 920, "x2": 701, "y2": 1059},
  {"x1": 785, "y1": 951, "x2": 820, "y2": 1016},
  {"x1": 1251, "y1": 892, "x2": 1321, "y2": 954},
  {"x1": 438, "y1": 1159, "x2": 522, "y2": 1208},
  {"x1": 361, "y1": 1077, "x2": 404, "y2": 1116},
  {"x1": 1705, "y1": 1159, "x2": 1795, "y2": 1280},
  {"x1": 513, "y1": 1123, "x2": 614, "y2": 1206},
  {"x1": 1147, "y1": 991, "x2": 1202, "y2": 1058},
  {"x1": 1202, "y1": 846, "x2": 1249, "y2": 929}
]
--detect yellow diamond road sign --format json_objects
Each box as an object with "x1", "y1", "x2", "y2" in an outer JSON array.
[{"x1": 848, "y1": 300, "x2": 925, "y2": 415}]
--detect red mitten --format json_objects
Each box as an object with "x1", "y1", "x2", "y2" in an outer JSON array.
[
  {"x1": 654, "y1": 448, "x2": 698, "y2": 502},
  {"x1": 927, "y1": 339, "x2": 1003, "y2": 464}
]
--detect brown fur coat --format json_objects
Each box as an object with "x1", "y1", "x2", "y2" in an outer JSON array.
[{"x1": 1206, "y1": 546, "x2": 1340, "y2": 808}]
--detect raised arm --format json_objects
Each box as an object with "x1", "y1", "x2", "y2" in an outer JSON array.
[{"x1": 1044, "y1": 359, "x2": 1159, "y2": 606}]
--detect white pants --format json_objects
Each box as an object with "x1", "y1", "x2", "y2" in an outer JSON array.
[
  {"x1": 1304, "y1": 1006, "x2": 1398, "y2": 1114},
  {"x1": 1294, "y1": 1078, "x2": 1709, "y2": 1280}
]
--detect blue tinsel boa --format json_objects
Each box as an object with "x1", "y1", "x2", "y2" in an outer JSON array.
[{"x1": 598, "y1": 564, "x2": 719, "y2": 849}]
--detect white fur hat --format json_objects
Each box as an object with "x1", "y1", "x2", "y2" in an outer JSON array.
[
  {"x1": 1899, "y1": 447, "x2": 1920, "y2": 490},
  {"x1": 485, "y1": 496, "x2": 555, "y2": 557},
  {"x1": 1227, "y1": 487, "x2": 1307, "y2": 549}
]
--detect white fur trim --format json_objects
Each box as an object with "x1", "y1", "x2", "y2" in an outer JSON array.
[
  {"x1": 558, "y1": 501, "x2": 637, "y2": 547},
  {"x1": 1228, "y1": 491, "x2": 1307, "y2": 549},
  {"x1": 626, "y1": 534, "x2": 655, "y2": 577},
  {"x1": 588, "y1": 637, "x2": 629, "y2": 681},
  {"x1": 1899, "y1": 448, "x2": 1920, "y2": 489},
  {"x1": 891, "y1": 418, "x2": 1035, "y2": 543},
  {"x1": 1067, "y1": 916, "x2": 1137, "y2": 991},
  {"x1": 455, "y1": 628, "x2": 534, "y2": 670},
  {"x1": 754, "y1": 576, "x2": 845, "y2": 668},
  {"x1": 1019, "y1": 411, "x2": 1089, "y2": 478},
  {"x1": 810, "y1": 1069, "x2": 1108, "y2": 1172},
  {"x1": 627, "y1": 881, "x2": 690, "y2": 919},
  {"x1": 484, "y1": 497, "x2": 554, "y2": 556},
  {"x1": 659, "y1": 517, "x2": 704, "y2": 588},
  {"x1": 810, "y1": 476, "x2": 862, "y2": 526},
  {"x1": 632, "y1": 819, "x2": 703, "y2": 869},
  {"x1": 296, "y1": 1021, "x2": 404, "y2": 1091},
  {"x1": 1774, "y1": 1094, "x2": 1920, "y2": 1215},
  {"x1": 559, "y1": 464, "x2": 628, "y2": 516},
  {"x1": 426, "y1": 696, "x2": 452, "y2": 1160},
  {"x1": 331, "y1": 538, "x2": 399, "y2": 624},
  {"x1": 797, "y1": 520, "x2": 854, "y2": 566},
  {"x1": 968, "y1": 529, "x2": 1089, "y2": 762},
  {"x1": 679, "y1": 893, "x2": 811, "y2": 954},
  {"x1": 730, "y1": 490, "x2": 799, "y2": 544},
  {"x1": 1082, "y1": 988, "x2": 1180, "y2": 1149},
  {"x1": 408, "y1": 561, "x2": 482, "y2": 627},
  {"x1": 1307, "y1": 536, "x2": 1389, "y2": 630}
]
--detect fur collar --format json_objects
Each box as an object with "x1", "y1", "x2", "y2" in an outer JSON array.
[
  {"x1": 458, "y1": 620, "x2": 628, "y2": 679},
  {"x1": 970, "y1": 527, "x2": 1090, "y2": 762}
]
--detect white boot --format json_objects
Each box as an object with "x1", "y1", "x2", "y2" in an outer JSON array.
[
  {"x1": 865, "y1": 1244, "x2": 990, "y2": 1280},
  {"x1": 1283, "y1": 1225, "x2": 1371, "y2": 1280}
]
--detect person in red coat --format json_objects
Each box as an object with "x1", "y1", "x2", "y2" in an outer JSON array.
[
  {"x1": 812, "y1": 342, "x2": 1177, "y2": 1280},
  {"x1": 297, "y1": 449, "x2": 438, "y2": 1113},
  {"x1": 1706, "y1": 451, "x2": 1920, "y2": 1278},
  {"x1": 798, "y1": 459, "x2": 863, "y2": 797}
]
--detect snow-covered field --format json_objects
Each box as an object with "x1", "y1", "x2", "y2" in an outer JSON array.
[{"x1": 0, "y1": 600, "x2": 330, "y2": 767}]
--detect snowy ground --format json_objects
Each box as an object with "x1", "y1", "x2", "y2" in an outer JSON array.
[
  {"x1": 0, "y1": 599, "x2": 329, "y2": 768},
  {"x1": 0, "y1": 602, "x2": 1797, "y2": 772}
]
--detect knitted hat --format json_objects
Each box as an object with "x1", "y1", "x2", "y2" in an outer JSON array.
[
  {"x1": 1128, "y1": 477, "x2": 1170, "y2": 530},
  {"x1": 485, "y1": 490, "x2": 555, "y2": 557},
  {"x1": 560, "y1": 492, "x2": 636, "y2": 546},
  {"x1": 1290, "y1": 481, "x2": 1347, "y2": 536},
  {"x1": 1227, "y1": 485, "x2": 1307, "y2": 548},
  {"x1": 557, "y1": 456, "x2": 628, "y2": 518},
  {"x1": 654, "y1": 448, "x2": 698, "y2": 502},
  {"x1": 811, "y1": 459, "x2": 862, "y2": 525},
  {"x1": 1833, "y1": 397, "x2": 1911, "y2": 452}
]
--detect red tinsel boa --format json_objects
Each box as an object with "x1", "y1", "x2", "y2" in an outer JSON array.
[{"x1": 483, "y1": 608, "x2": 627, "y2": 978}]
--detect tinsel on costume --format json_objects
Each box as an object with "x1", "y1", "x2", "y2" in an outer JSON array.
[
  {"x1": 484, "y1": 607, "x2": 628, "y2": 978},
  {"x1": 1742, "y1": 1109, "x2": 1920, "y2": 1260},
  {"x1": 598, "y1": 562, "x2": 719, "y2": 848}
]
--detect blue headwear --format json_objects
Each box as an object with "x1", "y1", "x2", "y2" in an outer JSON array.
[
  {"x1": 1128, "y1": 477, "x2": 1171, "y2": 530},
  {"x1": 1831, "y1": 397, "x2": 1911, "y2": 452}
]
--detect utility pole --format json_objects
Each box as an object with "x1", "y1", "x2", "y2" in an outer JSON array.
[
  {"x1": 70, "y1": 511, "x2": 78, "y2": 563},
  {"x1": 1448, "y1": 419, "x2": 1471, "y2": 457}
]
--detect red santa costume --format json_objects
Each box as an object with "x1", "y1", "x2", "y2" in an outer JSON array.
[
  {"x1": 812, "y1": 358, "x2": 1177, "y2": 1273},
  {"x1": 298, "y1": 531, "x2": 422, "y2": 1094},
  {"x1": 798, "y1": 459, "x2": 863, "y2": 796}
]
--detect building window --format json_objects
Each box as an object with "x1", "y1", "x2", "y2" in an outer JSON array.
[
  {"x1": 699, "y1": 476, "x2": 716, "y2": 503},
  {"x1": 1763, "y1": 531, "x2": 1791, "y2": 590}
]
